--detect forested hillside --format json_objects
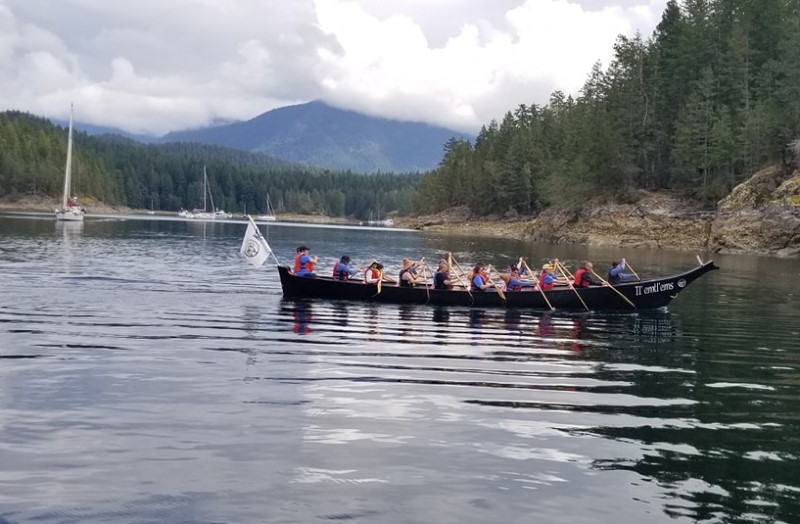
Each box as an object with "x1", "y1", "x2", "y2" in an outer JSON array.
[
  {"x1": 416, "y1": 0, "x2": 800, "y2": 215},
  {"x1": 0, "y1": 111, "x2": 420, "y2": 218}
]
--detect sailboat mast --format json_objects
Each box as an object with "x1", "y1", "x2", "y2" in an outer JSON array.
[
  {"x1": 62, "y1": 105, "x2": 74, "y2": 209},
  {"x1": 203, "y1": 166, "x2": 208, "y2": 212}
]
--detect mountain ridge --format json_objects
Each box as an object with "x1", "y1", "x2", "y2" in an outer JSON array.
[{"x1": 161, "y1": 101, "x2": 472, "y2": 173}]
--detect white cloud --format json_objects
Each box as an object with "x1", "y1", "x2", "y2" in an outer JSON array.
[{"x1": 0, "y1": 0, "x2": 666, "y2": 135}]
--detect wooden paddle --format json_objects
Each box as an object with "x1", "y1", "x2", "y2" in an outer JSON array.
[
  {"x1": 521, "y1": 258, "x2": 555, "y2": 311},
  {"x1": 590, "y1": 269, "x2": 637, "y2": 309},
  {"x1": 448, "y1": 252, "x2": 473, "y2": 299},
  {"x1": 486, "y1": 265, "x2": 507, "y2": 301},
  {"x1": 553, "y1": 259, "x2": 590, "y2": 311},
  {"x1": 623, "y1": 259, "x2": 641, "y2": 280}
]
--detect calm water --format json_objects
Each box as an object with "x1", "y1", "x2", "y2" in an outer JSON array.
[{"x1": 0, "y1": 215, "x2": 798, "y2": 524}]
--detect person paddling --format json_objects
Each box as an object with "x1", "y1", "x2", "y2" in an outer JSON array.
[
  {"x1": 433, "y1": 260, "x2": 457, "y2": 290},
  {"x1": 469, "y1": 263, "x2": 495, "y2": 291},
  {"x1": 503, "y1": 265, "x2": 537, "y2": 291},
  {"x1": 332, "y1": 255, "x2": 359, "y2": 281},
  {"x1": 399, "y1": 258, "x2": 426, "y2": 287},
  {"x1": 608, "y1": 258, "x2": 635, "y2": 284},
  {"x1": 573, "y1": 261, "x2": 603, "y2": 288},
  {"x1": 294, "y1": 245, "x2": 318, "y2": 277}
]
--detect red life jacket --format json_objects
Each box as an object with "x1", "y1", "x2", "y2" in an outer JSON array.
[
  {"x1": 574, "y1": 268, "x2": 589, "y2": 288},
  {"x1": 471, "y1": 273, "x2": 489, "y2": 290},
  {"x1": 293, "y1": 252, "x2": 302, "y2": 273},
  {"x1": 332, "y1": 262, "x2": 349, "y2": 281},
  {"x1": 364, "y1": 268, "x2": 379, "y2": 283}
]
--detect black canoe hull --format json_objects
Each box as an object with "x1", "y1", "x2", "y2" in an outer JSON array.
[{"x1": 277, "y1": 261, "x2": 718, "y2": 311}]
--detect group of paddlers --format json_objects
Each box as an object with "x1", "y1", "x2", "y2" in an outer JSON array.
[{"x1": 292, "y1": 245, "x2": 640, "y2": 292}]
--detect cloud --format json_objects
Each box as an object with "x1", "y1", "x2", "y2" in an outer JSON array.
[{"x1": 0, "y1": 0, "x2": 666, "y2": 135}]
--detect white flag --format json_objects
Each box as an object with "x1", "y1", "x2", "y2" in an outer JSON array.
[{"x1": 240, "y1": 218, "x2": 271, "y2": 267}]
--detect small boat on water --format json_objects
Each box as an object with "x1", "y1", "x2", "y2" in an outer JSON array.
[
  {"x1": 255, "y1": 194, "x2": 277, "y2": 222},
  {"x1": 277, "y1": 260, "x2": 718, "y2": 311},
  {"x1": 55, "y1": 104, "x2": 85, "y2": 222}
]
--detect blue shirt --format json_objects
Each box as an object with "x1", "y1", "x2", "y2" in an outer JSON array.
[{"x1": 507, "y1": 277, "x2": 535, "y2": 290}]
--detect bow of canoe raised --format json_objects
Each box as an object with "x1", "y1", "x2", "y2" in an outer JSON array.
[{"x1": 277, "y1": 260, "x2": 719, "y2": 311}]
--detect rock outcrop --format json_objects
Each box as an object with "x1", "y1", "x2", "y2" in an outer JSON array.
[
  {"x1": 711, "y1": 167, "x2": 800, "y2": 257},
  {"x1": 402, "y1": 166, "x2": 800, "y2": 258}
]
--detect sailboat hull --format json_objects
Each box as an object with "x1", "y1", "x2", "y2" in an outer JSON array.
[{"x1": 55, "y1": 209, "x2": 84, "y2": 221}]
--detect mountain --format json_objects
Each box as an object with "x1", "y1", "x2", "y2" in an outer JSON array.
[
  {"x1": 161, "y1": 101, "x2": 472, "y2": 173},
  {"x1": 49, "y1": 118, "x2": 160, "y2": 143}
]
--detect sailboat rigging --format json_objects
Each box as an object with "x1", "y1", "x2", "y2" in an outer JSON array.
[
  {"x1": 255, "y1": 193, "x2": 277, "y2": 222},
  {"x1": 179, "y1": 166, "x2": 231, "y2": 219},
  {"x1": 55, "y1": 104, "x2": 85, "y2": 222}
]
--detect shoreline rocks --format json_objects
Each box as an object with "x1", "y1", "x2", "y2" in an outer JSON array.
[{"x1": 401, "y1": 166, "x2": 800, "y2": 258}]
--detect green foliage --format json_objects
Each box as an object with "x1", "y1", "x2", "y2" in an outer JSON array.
[
  {"x1": 0, "y1": 112, "x2": 421, "y2": 218},
  {"x1": 415, "y1": 0, "x2": 800, "y2": 214}
]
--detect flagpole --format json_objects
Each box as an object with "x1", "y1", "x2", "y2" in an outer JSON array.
[{"x1": 247, "y1": 215, "x2": 281, "y2": 266}]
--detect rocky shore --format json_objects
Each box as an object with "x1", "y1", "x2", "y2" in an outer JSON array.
[{"x1": 399, "y1": 166, "x2": 800, "y2": 258}]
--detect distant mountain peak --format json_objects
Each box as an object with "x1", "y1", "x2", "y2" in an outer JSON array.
[{"x1": 161, "y1": 101, "x2": 473, "y2": 173}]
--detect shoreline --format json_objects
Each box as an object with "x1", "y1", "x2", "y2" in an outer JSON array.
[{"x1": 5, "y1": 178, "x2": 797, "y2": 257}]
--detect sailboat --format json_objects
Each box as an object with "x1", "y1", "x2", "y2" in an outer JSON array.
[
  {"x1": 55, "y1": 104, "x2": 85, "y2": 222},
  {"x1": 147, "y1": 197, "x2": 155, "y2": 215},
  {"x1": 367, "y1": 208, "x2": 393, "y2": 227},
  {"x1": 181, "y1": 166, "x2": 230, "y2": 219},
  {"x1": 255, "y1": 194, "x2": 277, "y2": 222}
]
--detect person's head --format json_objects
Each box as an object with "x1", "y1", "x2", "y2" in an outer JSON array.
[
  {"x1": 510, "y1": 264, "x2": 519, "y2": 274},
  {"x1": 472, "y1": 263, "x2": 485, "y2": 274},
  {"x1": 297, "y1": 245, "x2": 309, "y2": 254},
  {"x1": 340, "y1": 255, "x2": 351, "y2": 264},
  {"x1": 584, "y1": 261, "x2": 594, "y2": 271},
  {"x1": 402, "y1": 258, "x2": 414, "y2": 269},
  {"x1": 438, "y1": 260, "x2": 449, "y2": 272},
  {"x1": 374, "y1": 262, "x2": 384, "y2": 270},
  {"x1": 611, "y1": 261, "x2": 619, "y2": 268}
]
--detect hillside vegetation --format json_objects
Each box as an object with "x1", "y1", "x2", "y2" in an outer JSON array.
[
  {"x1": 415, "y1": 0, "x2": 800, "y2": 216},
  {"x1": 0, "y1": 111, "x2": 420, "y2": 218}
]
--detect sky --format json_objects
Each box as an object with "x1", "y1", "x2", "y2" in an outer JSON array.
[{"x1": 0, "y1": 0, "x2": 667, "y2": 136}]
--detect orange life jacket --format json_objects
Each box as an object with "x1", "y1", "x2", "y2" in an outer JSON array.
[{"x1": 294, "y1": 252, "x2": 314, "y2": 274}]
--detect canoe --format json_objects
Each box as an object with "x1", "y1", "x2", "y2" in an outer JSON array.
[{"x1": 277, "y1": 260, "x2": 718, "y2": 311}]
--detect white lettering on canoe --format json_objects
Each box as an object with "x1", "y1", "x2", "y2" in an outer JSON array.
[{"x1": 634, "y1": 281, "x2": 674, "y2": 296}]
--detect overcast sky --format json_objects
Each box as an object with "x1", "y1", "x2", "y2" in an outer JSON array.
[{"x1": 0, "y1": 0, "x2": 667, "y2": 136}]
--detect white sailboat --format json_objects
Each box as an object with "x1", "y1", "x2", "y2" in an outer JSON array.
[
  {"x1": 182, "y1": 166, "x2": 230, "y2": 219},
  {"x1": 367, "y1": 209, "x2": 393, "y2": 227},
  {"x1": 147, "y1": 197, "x2": 155, "y2": 215},
  {"x1": 55, "y1": 105, "x2": 85, "y2": 222},
  {"x1": 255, "y1": 193, "x2": 277, "y2": 222}
]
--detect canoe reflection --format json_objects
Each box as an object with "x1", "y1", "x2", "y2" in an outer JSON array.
[{"x1": 278, "y1": 300, "x2": 680, "y2": 350}]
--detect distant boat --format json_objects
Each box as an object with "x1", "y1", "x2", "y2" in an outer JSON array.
[
  {"x1": 147, "y1": 197, "x2": 155, "y2": 215},
  {"x1": 55, "y1": 104, "x2": 85, "y2": 222},
  {"x1": 181, "y1": 166, "x2": 230, "y2": 219},
  {"x1": 255, "y1": 194, "x2": 277, "y2": 222},
  {"x1": 367, "y1": 210, "x2": 393, "y2": 227}
]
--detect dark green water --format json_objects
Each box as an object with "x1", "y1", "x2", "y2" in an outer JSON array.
[{"x1": 0, "y1": 215, "x2": 798, "y2": 523}]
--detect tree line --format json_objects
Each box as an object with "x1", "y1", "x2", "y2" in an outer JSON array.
[
  {"x1": 0, "y1": 111, "x2": 420, "y2": 218},
  {"x1": 415, "y1": 0, "x2": 800, "y2": 215}
]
